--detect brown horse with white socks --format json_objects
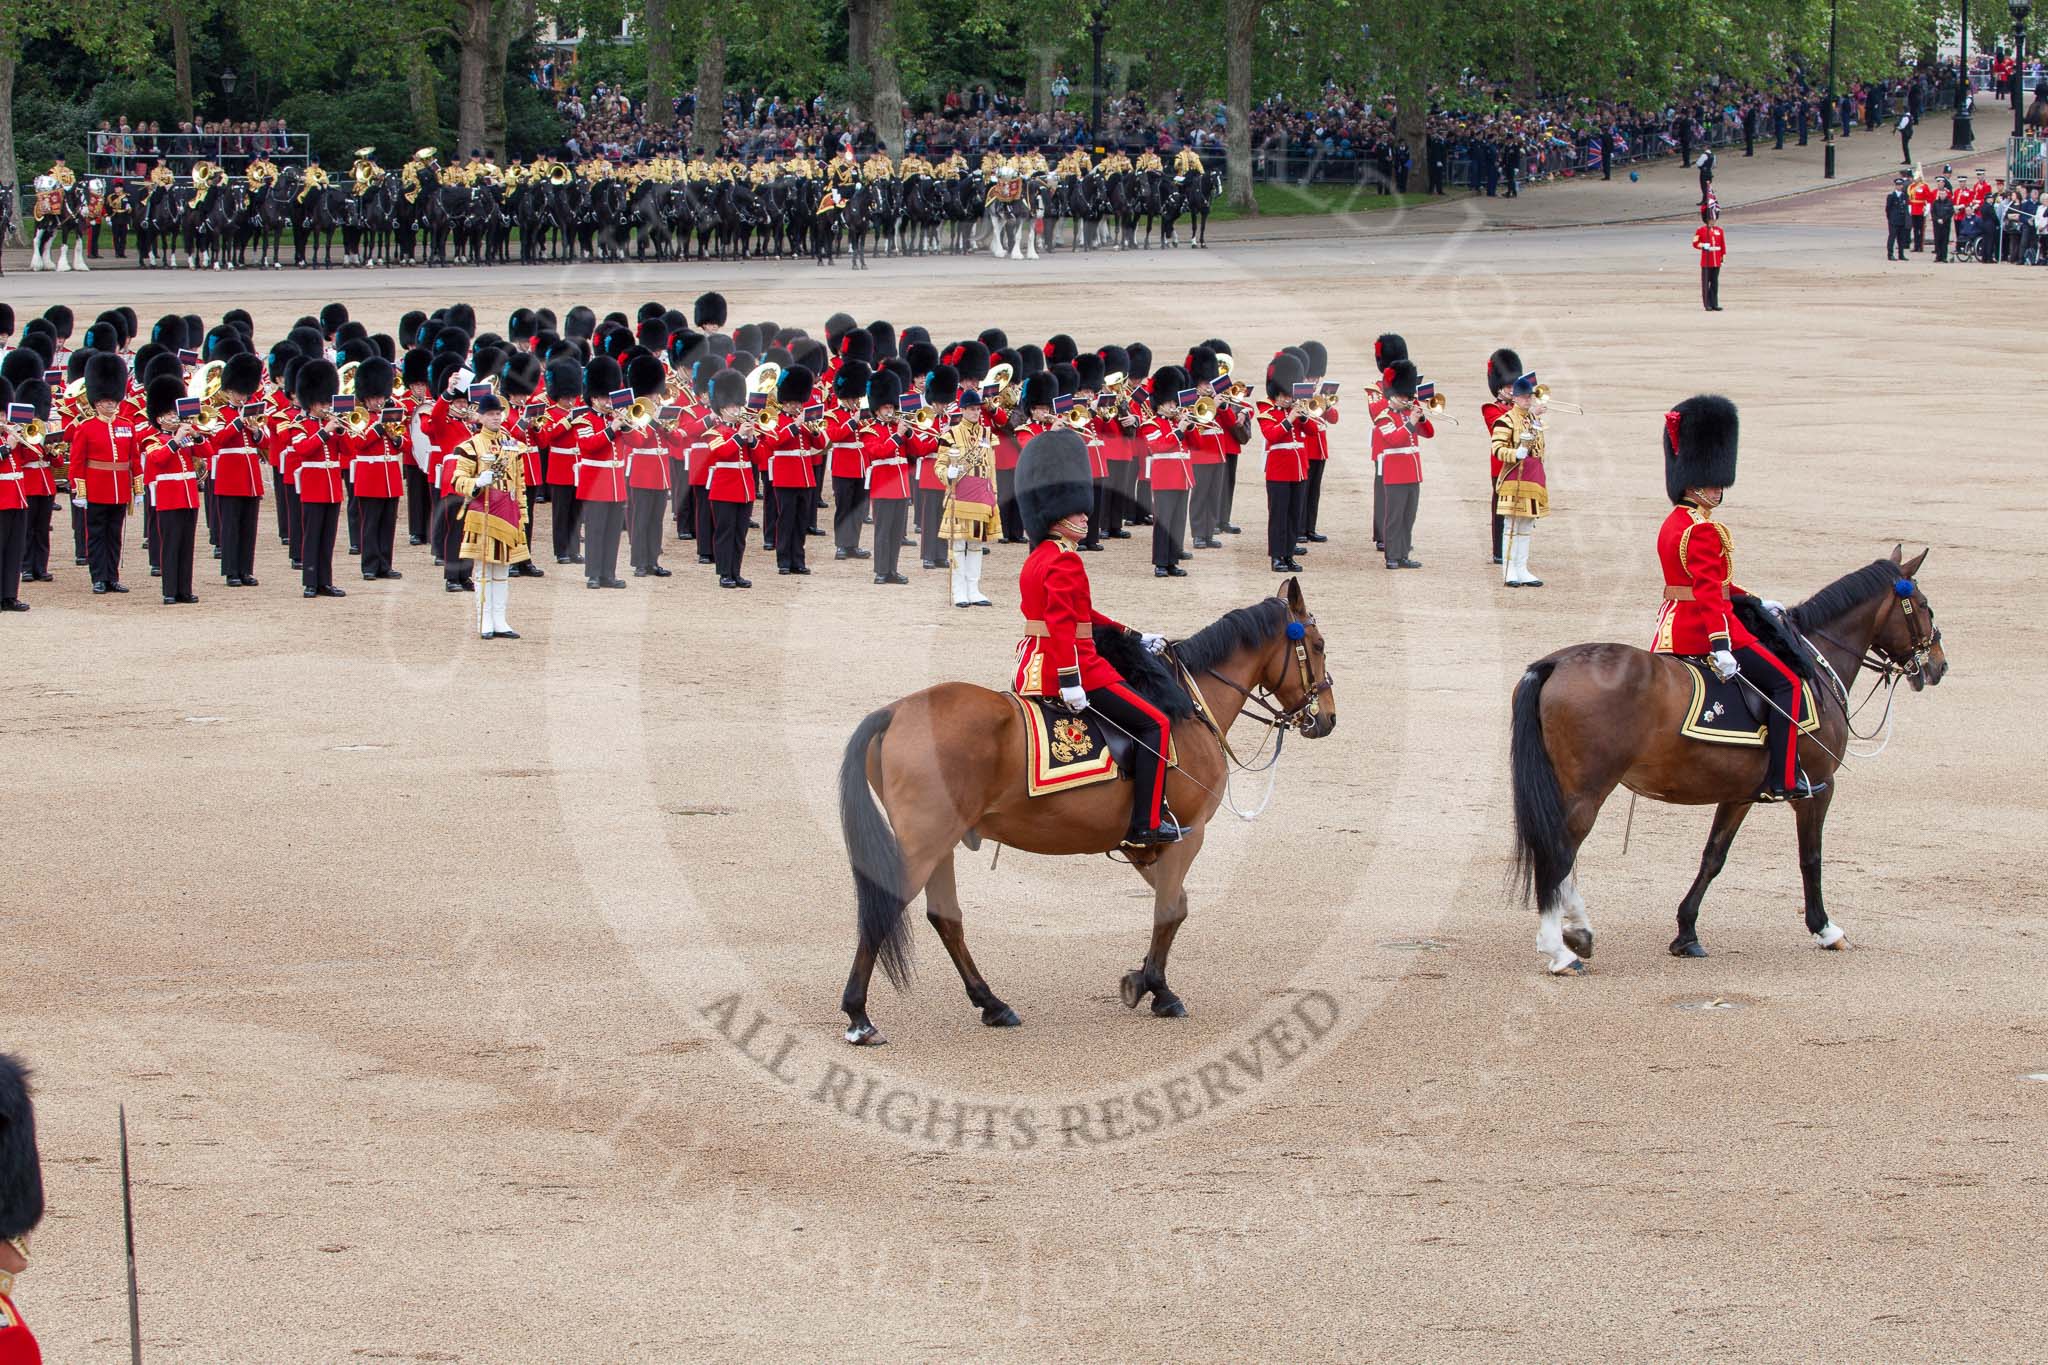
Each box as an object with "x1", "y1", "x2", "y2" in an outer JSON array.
[
  {"x1": 1510, "y1": 546, "x2": 1947, "y2": 973},
  {"x1": 837, "y1": 578, "x2": 1335, "y2": 1045}
]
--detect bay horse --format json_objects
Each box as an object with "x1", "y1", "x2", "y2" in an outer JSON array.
[
  {"x1": 837, "y1": 579, "x2": 1336, "y2": 1045},
  {"x1": 1509, "y1": 546, "x2": 1947, "y2": 974}
]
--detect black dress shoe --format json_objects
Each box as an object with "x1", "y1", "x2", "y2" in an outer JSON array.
[
  {"x1": 1284, "y1": 559, "x2": 1305, "y2": 572},
  {"x1": 650, "y1": 566, "x2": 671, "y2": 577},
  {"x1": 226, "y1": 577, "x2": 243, "y2": 587},
  {"x1": 1522, "y1": 576, "x2": 1544, "y2": 588},
  {"x1": 633, "y1": 567, "x2": 649, "y2": 578},
  {"x1": 149, "y1": 567, "x2": 161, "y2": 577},
  {"x1": 381, "y1": 570, "x2": 403, "y2": 580},
  {"x1": 212, "y1": 547, "x2": 222, "y2": 559},
  {"x1": 1123, "y1": 820, "x2": 1187, "y2": 847},
  {"x1": 1078, "y1": 541, "x2": 1103, "y2": 551},
  {"x1": 1154, "y1": 567, "x2": 1172, "y2": 577},
  {"x1": 587, "y1": 579, "x2": 602, "y2": 589},
  {"x1": 410, "y1": 535, "x2": 426, "y2": 545},
  {"x1": 366, "y1": 573, "x2": 381, "y2": 582},
  {"x1": 495, "y1": 629, "x2": 520, "y2": 640},
  {"x1": 0, "y1": 600, "x2": 28, "y2": 612},
  {"x1": 1167, "y1": 565, "x2": 1188, "y2": 577},
  {"x1": 719, "y1": 577, "x2": 739, "y2": 588},
  {"x1": 163, "y1": 594, "x2": 177, "y2": 605},
  {"x1": 792, "y1": 565, "x2": 812, "y2": 575},
  {"x1": 1305, "y1": 532, "x2": 1328, "y2": 543},
  {"x1": 570, "y1": 554, "x2": 585, "y2": 564},
  {"x1": 75, "y1": 557, "x2": 86, "y2": 566},
  {"x1": 1223, "y1": 524, "x2": 1243, "y2": 534},
  {"x1": 109, "y1": 582, "x2": 128, "y2": 593},
  {"x1": 347, "y1": 545, "x2": 360, "y2": 556},
  {"x1": 1178, "y1": 552, "x2": 1193, "y2": 562},
  {"x1": 291, "y1": 560, "x2": 304, "y2": 571},
  {"x1": 177, "y1": 594, "x2": 199, "y2": 604},
  {"x1": 33, "y1": 573, "x2": 53, "y2": 583},
  {"x1": 243, "y1": 576, "x2": 259, "y2": 587},
  {"x1": 1109, "y1": 529, "x2": 1132, "y2": 539},
  {"x1": 1397, "y1": 558, "x2": 1422, "y2": 569},
  {"x1": 445, "y1": 580, "x2": 465, "y2": 593},
  {"x1": 1272, "y1": 559, "x2": 1291, "y2": 572},
  {"x1": 603, "y1": 578, "x2": 626, "y2": 588},
  {"x1": 778, "y1": 567, "x2": 793, "y2": 575},
  {"x1": 556, "y1": 555, "x2": 573, "y2": 565},
  {"x1": 304, "y1": 586, "x2": 318, "y2": 597},
  {"x1": 733, "y1": 577, "x2": 752, "y2": 588},
  {"x1": 318, "y1": 586, "x2": 346, "y2": 597}
]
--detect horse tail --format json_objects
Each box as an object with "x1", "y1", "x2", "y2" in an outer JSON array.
[
  {"x1": 840, "y1": 705, "x2": 912, "y2": 989},
  {"x1": 1510, "y1": 657, "x2": 1573, "y2": 915}
]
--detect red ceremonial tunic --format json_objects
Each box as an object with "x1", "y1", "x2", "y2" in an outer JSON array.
[
  {"x1": 1304, "y1": 402, "x2": 1336, "y2": 462},
  {"x1": 65, "y1": 415, "x2": 141, "y2": 503},
  {"x1": 286, "y1": 421, "x2": 347, "y2": 503},
  {"x1": 860, "y1": 426, "x2": 913, "y2": 500},
  {"x1": 573, "y1": 416, "x2": 626, "y2": 502},
  {"x1": 1653, "y1": 502, "x2": 1754, "y2": 653},
  {"x1": 988, "y1": 401, "x2": 1020, "y2": 471},
  {"x1": 1692, "y1": 224, "x2": 1727, "y2": 267},
  {"x1": 0, "y1": 442, "x2": 29, "y2": 512},
  {"x1": 340, "y1": 423, "x2": 405, "y2": 499},
  {"x1": 0, "y1": 1288, "x2": 40, "y2": 1364},
  {"x1": 198, "y1": 412, "x2": 267, "y2": 498},
  {"x1": 824, "y1": 408, "x2": 865, "y2": 480},
  {"x1": 1081, "y1": 415, "x2": 1112, "y2": 477},
  {"x1": 1371, "y1": 405, "x2": 1432, "y2": 486},
  {"x1": 1481, "y1": 400, "x2": 1509, "y2": 480},
  {"x1": 11, "y1": 429, "x2": 56, "y2": 499},
  {"x1": 704, "y1": 425, "x2": 757, "y2": 503},
  {"x1": 766, "y1": 414, "x2": 822, "y2": 490},
  {"x1": 536, "y1": 403, "x2": 582, "y2": 486},
  {"x1": 1255, "y1": 404, "x2": 1309, "y2": 482},
  {"x1": 1139, "y1": 417, "x2": 1195, "y2": 492},
  {"x1": 142, "y1": 432, "x2": 203, "y2": 511},
  {"x1": 1013, "y1": 538, "x2": 1129, "y2": 696},
  {"x1": 621, "y1": 427, "x2": 670, "y2": 491}
]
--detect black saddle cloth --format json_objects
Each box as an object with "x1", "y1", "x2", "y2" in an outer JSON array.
[{"x1": 1674, "y1": 657, "x2": 1821, "y2": 748}]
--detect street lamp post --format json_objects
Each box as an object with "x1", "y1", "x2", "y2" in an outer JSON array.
[
  {"x1": 1954, "y1": 0, "x2": 1973, "y2": 149},
  {"x1": 1088, "y1": 7, "x2": 1108, "y2": 147},
  {"x1": 1825, "y1": 0, "x2": 1839, "y2": 177},
  {"x1": 2014, "y1": 0, "x2": 2033, "y2": 139}
]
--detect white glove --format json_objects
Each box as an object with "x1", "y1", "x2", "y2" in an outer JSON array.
[
  {"x1": 1140, "y1": 633, "x2": 1167, "y2": 655},
  {"x1": 1760, "y1": 599, "x2": 1784, "y2": 616},
  {"x1": 1711, "y1": 648, "x2": 1740, "y2": 682},
  {"x1": 1060, "y1": 684, "x2": 1089, "y2": 712},
  {"x1": 944, "y1": 465, "x2": 960, "y2": 480},
  {"x1": 71, "y1": 495, "x2": 87, "y2": 508},
  {"x1": 473, "y1": 470, "x2": 494, "y2": 488}
]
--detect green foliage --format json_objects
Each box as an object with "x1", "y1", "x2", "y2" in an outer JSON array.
[
  {"x1": 277, "y1": 81, "x2": 429, "y2": 164},
  {"x1": 89, "y1": 73, "x2": 184, "y2": 126},
  {"x1": 503, "y1": 76, "x2": 566, "y2": 156},
  {"x1": 11, "y1": 89, "x2": 99, "y2": 173}
]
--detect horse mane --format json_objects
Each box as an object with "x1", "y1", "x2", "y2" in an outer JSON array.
[
  {"x1": 1177, "y1": 597, "x2": 1290, "y2": 677},
  {"x1": 1788, "y1": 560, "x2": 1898, "y2": 633}
]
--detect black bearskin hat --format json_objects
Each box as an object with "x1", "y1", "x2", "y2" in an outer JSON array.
[
  {"x1": 336, "y1": 338, "x2": 376, "y2": 367},
  {"x1": 142, "y1": 352, "x2": 184, "y2": 387},
  {"x1": 508, "y1": 307, "x2": 536, "y2": 343},
  {"x1": 1487, "y1": 348, "x2": 1523, "y2": 396},
  {"x1": 792, "y1": 338, "x2": 829, "y2": 376},
  {"x1": 353, "y1": 358, "x2": 396, "y2": 401},
  {"x1": 41, "y1": 305, "x2": 74, "y2": 338},
  {"x1": 881, "y1": 358, "x2": 913, "y2": 392},
  {"x1": 866, "y1": 318, "x2": 898, "y2": 360},
  {"x1": 1051, "y1": 364, "x2": 1078, "y2": 398},
  {"x1": 501, "y1": 352, "x2": 543, "y2": 400},
  {"x1": 1267, "y1": 349, "x2": 1305, "y2": 401},
  {"x1": 904, "y1": 340, "x2": 938, "y2": 377},
  {"x1": 152, "y1": 313, "x2": 188, "y2": 349},
  {"x1": 319, "y1": 301, "x2": 350, "y2": 336},
  {"x1": 398, "y1": 310, "x2": 428, "y2": 348},
  {"x1": 82, "y1": 322, "x2": 121, "y2": 355},
  {"x1": 824, "y1": 312, "x2": 857, "y2": 349},
  {"x1": 85, "y1": 352, "x2": 128, "y2": 406},
  {"x1": 1380, "y1": 359, "x2": 1420, "y2": 400},
  {"x1": 778, "y1": 366, "x2": 815, "y2": 406},
  {"x1": 694, "y1": 291, "x2": 728, "y2": 328},
  {"x1": 427, "y1": 353, "x2": 464, "y2": 399},
  {"x1": 978, "y1": 327, "x2": 1009, "y2": 352},
  {"x1": 0, "y1": 303, "x2": 12, "y2": 336},
  {"x1": 1373, "y1": 333, "x2": 1408, "y2": 368},
  {"x1": 544, "y1": 358, "x2": 584, "y2": 401},
  {"x1": 296, "y1": 359, "x2": 341, "y2": 409},
  {"x1": 584, "y1": 355, "x2": 624, "y2": 400},
  {"x1": 1185, "y1": 345, "x2": 1220, "y2": 387},
  {"x1": 709, "y1": 367, "x2": 747, "y2": 411},
  {"x1": 1149, "y1": 364, "x2": 1189, "y2": 403},
  {"x1": 839, "y1": 328, "x2": 874, "y2": 367},
  {"x1": 1663, "y1": 395, "x2": 1738, "y2": 505},
  {"x1": 1016, "y1": 345, "x2": 1045, "y2": 377},
  {"x1": 865, "y1": 370, "x2": 903, "y2": 413},
  {"x1": 1126, "y1": 342, "x2": 1152, "y2": 382},
  {"x1": 1096, "y1": 345, "x2": 1130, "y2": 382},
  {"x1": 0, "y1": 1055, "x2": 44, "y2": 1243},
  {"x1": 0, "y1": 351, "x2": 40, "y2": 388},
  {"x1": 924, "y1": 364, "x2": 959, "y2": 407},
  {"x1": 223, "y1": 352, "x2": 265, "y2": 397},
  {"x1": 444, "y1": 303, "x2": 476, "y2": 337},
  {"x1": 1073, "y1": 351, "x2": 1106, "y2": 392},
  {"x1": 636, "y1": 300, "x2": 666, "y2": 323},
  {"x1": 733, "y1": 323, "x2": 763, "y2": 356},
  {"x1": 1016, "y1": 427, "x2": 1092, "y2": 543},
  {"x1": 335, "y1": 321, "x2": 369, "y2": 348},
  {"x1": 401, "y1": 349, "x2": 433, "y2": 389},
  {"x1": 951, "y1": 339, "x2": 990, "y2": 384},
  {"x1": 637, "y1": 318, "x2": 671, "y2": 354},
  {"x1": 145, "y1": 375, "x2": 187, "y2": 424},
  {"x1": 565, "y1": 305, "x2": 597, "y2": 340},
  {"x1": 833, "y1": 360, "x2": 871, "y2": 402},
  {"x1": 1044, "y1": 333, "x2": 1078, "y2": 366},
  {"x1": 15, "y1": 381, "x2": 51, "y2": 422},
  {"x1": 1021, "y1": 371, "x2": 1057, "y2": 412},
  {"x1": 626, "y1": 354, "x2": 666, "y2": 398},
  {"x1": 1299, "y1": 340, "x2": 1328, "y2": 378}
]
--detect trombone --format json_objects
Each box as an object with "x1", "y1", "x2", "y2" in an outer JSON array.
[
  {"x1": 1422, "y1": 392, "x2": 1461, "y2": 427},
  {"x1": 1532, "y1": 384, "x2": 1584, "y2": 414}
]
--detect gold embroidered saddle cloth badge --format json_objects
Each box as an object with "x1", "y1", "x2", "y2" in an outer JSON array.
[
  {"x1": 1675, "y1": 657, "x2": 1822, "y2": 748},
  {"x1": 1009, "y1": 693, "x2": 1178, "y2": 798}
]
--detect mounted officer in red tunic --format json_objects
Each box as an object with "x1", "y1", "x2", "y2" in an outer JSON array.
[
  {"x1": 1652, "y1": 395, "x2": 1822, "y2": 802},
  {"x1": 0, "y1": 1053, "x2": 44, "y2": 1364},
  {"x1": 1012, "y1": 428, "x2": 1181, "y2": 846}
]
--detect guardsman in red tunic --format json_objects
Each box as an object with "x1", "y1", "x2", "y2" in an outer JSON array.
[
  {"x1": 1183, "y1": 346, "x2": 1230, "y2": 549},
  {"x1": 1367, "y1": 333, "x2": 1406, "y2": 550},
  {"x1": 1372, "y1": 359, "x2": 1433, "y2": 570},
  {"x1": 827, "y1": 360, "x2": 872, "y2": 561},
  {"x1": 576, "y1": 355, "x2": 629, "y2": 589},
  {"x1": 766, "y1": 366, "x2": 822, "y2": 575},
  {"x1": 1138, "y1": 365, "x2": 1195, "y2": 577},
  {"x1": 1093, "y1": 345, "x2": 1138, "y2": 539},
  {"x1": 0, "y1": 394, "x2": 31, "y2": 612},
  {"x1": 1692, "y1": 201, "x2": 1727, "y2": 310},
  {"x1": 535, "y1": 358, "x2": 586, "y2": 564},
  {"x1": 703, "y1": 367, "x2": 759, "y2": 588},
  {"x1": 286, "y1": 359, "x2": 348, "y2": 598},
  {"x1": 65, "y1": 352, "x2": 138, "y2": 593},
  {"x1": 338, "y1": 358, "x2": 406, "y2": 581},
  {"x1": 1256, "y1": 352, "x2": 1310, "y2": 574},
  {"x1": 195, "y1": 352, "x2": 266, "y2": 586},
  {"x1": 0, "y1": 1053, "x2": 46, "y2": 1365},
  {"x1": 1653, "y1": 396, "x2": 1820, "y2": 803},
  {"x1": 860, "y1": 371, "x2": 915, "y2": 585},
  {"x1": 399, "y1": 348, "x2": 435, "y2": 546},
  {"x1": 1294, "y1": 339, "x2": 1334, "y2": 544},
  {"x1": 619, "y1": 354, "x2": 672, "y2": 578},
  {"x1": 12, "y1": 379, "x2": 58, "y2": 585},
  {"x1": 1482, "y1": 347, "x2": 1519, "y2": 563},
  {"x1": 140, "y1": 375, "x2": 203, "y2": 604},
  {"x1": 1012, "y1": 427, "x2": 1180, "y2": 846},
  {"x1": 1069, "y1": 352, "x2": 1113, "y2": 549}
]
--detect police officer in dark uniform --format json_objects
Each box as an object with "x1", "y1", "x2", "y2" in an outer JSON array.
[{"x1": 1884, "y1": 177, "x2": 1912, "y2": 260}]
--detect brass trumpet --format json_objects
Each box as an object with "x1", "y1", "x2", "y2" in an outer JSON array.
[{"x1": 15, "y1": 419, "x2": 47, "y2": 447}]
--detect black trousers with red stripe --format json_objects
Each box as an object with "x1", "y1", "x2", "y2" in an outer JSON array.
[
  {"x1": 1731, "y1": 644, "x2": 1805, "y2": 792},
  {"x1": 1088, "y1": 681, "x2": 1172, "y2": 831}
]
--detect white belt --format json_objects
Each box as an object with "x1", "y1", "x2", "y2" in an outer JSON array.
[
  {"x1": 154, "y1": 471, "x2": 198, "y2": 482},
  {"x1": 829, "y1": 442, "x2": 861, "y2": 451},
  {"x1": 353, "y1": 454, "x2": 399, "y2": 464},
  {"x1": 0, "y1": 473, "x2": 22, "y2": 482},
  {"x1": 20, "y1": 461, "x2": 49, "y2": 470},
  {"x1": 711, "y1": 461, "x2": 753, "y2": 472},
  {"x1": 1267, "y1": 441, "x2": 1301, "y2": 450},
  {"x1": 863, "y1": 457, "x2": 905, "y2": 488},
  {"x1": 301, "y1": 461, "x2": 340, "y2": 470},
  {"x1": 581, "y1": 459, "x2": 623, "y2": 469},
  {"x1": 768, "y1": 451, "x2": 810, "y2": 464}
]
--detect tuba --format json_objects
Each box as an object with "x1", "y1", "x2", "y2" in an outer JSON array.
[{"x1": 546, "y1": 162, "x2": 572, "y2": 186}]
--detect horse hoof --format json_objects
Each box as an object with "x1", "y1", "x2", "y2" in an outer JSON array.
[
  {"x1": 1562, "y1": 926, "x2": 1594, "y2": 960},
  {"x1": 1118, "y1": 970, "x2": 1146, "y2": 1009},
  {"x1": 1669, "y1": 938, "x2": 1708, "y2": 958},
  {"x1": 844, "y1": 1021, "x2": 886, "y2": 1046},
  {"x1": 1814, "y1": 923, "x2": 1848, "y2": 950},
  {"x1": 1546, "y1": 957, "x2": 1587, "y2": 977},
  {"x1": 981, "y1": 1002, "x2": 1021, "y2": 1028},
  {"x1": 1151, "y1": 993, "x2": 1187, "y2": 1018}
]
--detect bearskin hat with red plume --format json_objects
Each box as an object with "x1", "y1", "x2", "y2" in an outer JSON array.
[{"x1": 1662, "y1": 395, "x2": 1738, "y2": 505}]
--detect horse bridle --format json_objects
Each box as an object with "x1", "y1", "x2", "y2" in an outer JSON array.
[
  {"x1": 1193, "y1": 615, "x2": 1333, "y2": 736},
  {"x1": 1813, "y1": 577, "x2": 1940, "y2": 684}
]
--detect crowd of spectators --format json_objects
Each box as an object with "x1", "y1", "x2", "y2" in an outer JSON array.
[{"x1": 87, "y1": 117, "x2": 302, "y2": 179}]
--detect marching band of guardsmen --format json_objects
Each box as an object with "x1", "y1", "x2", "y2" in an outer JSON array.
[{"x1": 0, "y1": 294, "x2": 1581, "y2": 626}]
